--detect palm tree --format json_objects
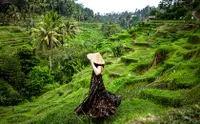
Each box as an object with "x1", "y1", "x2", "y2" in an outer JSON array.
[
  {"x1": 31, "y1": 11, "x2": 78, "y2": 69},
  {"x1": 59, "y1": 21, "x2": 78, "y2": 45},
  {"x1": 7, "y1": 4, "x2": 21, "y2": 25},
  {"x1": 31, "y1": 11, "x2": 63, "y2": 69}
]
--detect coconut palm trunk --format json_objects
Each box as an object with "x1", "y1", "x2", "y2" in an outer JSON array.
[{"x1": 49, "y1": 55, "x2": 52, "y2": 70}]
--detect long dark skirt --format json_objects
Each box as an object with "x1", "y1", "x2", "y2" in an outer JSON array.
[{"x1": 74, "y1": 71, "x2": 121, "y2": 118}]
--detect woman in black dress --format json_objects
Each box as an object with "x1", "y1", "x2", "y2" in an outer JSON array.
[{"x1": 74, "y1": 53, "x2": 121, "y2": 118}]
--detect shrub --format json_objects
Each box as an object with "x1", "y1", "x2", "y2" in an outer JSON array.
[
  {"x1": 188, "y1": 34, "x2": 200, "y2": 44},
  {"x1": 155, "y1": 104, "x2": 200, "y2": 124},
  {"x1": 101, "y1": 22, "x2": 122, "y2": 38},
  {"x1": 0, "y1": 55, "x2": 25, "y2": 90},
  {"x1": 184, "y1": 84, "x2": 200, "y2": 105},
  {"x1": 137, "y1": 21, "x2": 145, "y2": 27},
  {"x1": 111, "y1": 41, "x2": 124, "y2": 57},
  {"x1": 56, "y1": 57, "x2": 86, "y2": 84},
  {"x1": 196, "y1": 5, "x2": 200, "y2": 13},
  {"x1": 52, "y1": 44, "x2": 89, "y2": 84},
  {"x1": 16, "y1": 47, "x2": 40, "y2": 75},
  {"x1": 24, "y1": 66, "x2": 54, "y2": 97},
  {"x1": 185, "y1": 11, "x2": 193, "y2": 22},
  {"x1": 0, "y1": 79, "x2": 21, "y2": 105}
]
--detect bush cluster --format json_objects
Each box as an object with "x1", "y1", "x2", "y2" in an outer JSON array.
[
  {"x1": 188, "y1": 34, "x2": 200, "y2": 44},
  {"x1": 156, "y1": 103, "x2": 200, "y2": 124},
  {"x1": 24, "y1": 66, "x2": 54, "y2": 97},
  {"x1": 111, "y1": 42, "x2": 124, "y2": 57},
  {"x1": 184, "y1": 84, "x2": 200, "y2": 105},
  {"x1": 0, "y1": 79, "x2": 21, "y2": 105}
]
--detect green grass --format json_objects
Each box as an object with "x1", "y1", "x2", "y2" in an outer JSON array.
[
  {"x1": 154, "y1": 103, "x2": 200, "y2": 124},
  {"x1": 0, "y1": 84, "x2": 87, "y2": 124},
  {"x1": 105, "y1": 99, "x2": 165, "y2": 124},
  {"x1": 121, "y1": 56, "x2": 138, "y2": 64},
  {"x1": 188, "y1": 33, "x2": 200, "y2": 44},
  {"x1": 139, "y1": 88, "x2": 188, "y2": 107},
  {"x1": 73, "y1": 23, "x2": 103, "y2": 45},
  {"x1": 0, "y1": 26, "x2": 30, "y2": 50},
  {"x1": 136, "y1": 35, "x2": 148, "y2": 42},
  {"x1": 0, "y1": 26, "x2": 22, "y2": 31},
  {"x1": 1, "y1": 21, "x2": 200, "y2": 124},
  {"x1": 160, "y1": 59, "x2": 199, "y2": 89},
  {"x1": 184, "y1": 84, "x2": 200, "y2": 105},
  {"x1": 106, "y1": 63, "x2": 130, "y2": 77},
  {"x1": 6, "y1": 114, "x2": 33, "y2": 123},
  {"x1": 121, "y1": 47, "x2": 155, "y2": 65},
  {"x1": 37, "y1": 98, "x2": 165, "y2": 124}
]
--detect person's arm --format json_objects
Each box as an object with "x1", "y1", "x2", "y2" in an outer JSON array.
[{"x1": 90, "y1": 61, "x2": 103, "y2": 76}]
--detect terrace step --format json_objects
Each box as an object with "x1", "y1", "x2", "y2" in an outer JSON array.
[{"x1": 139, "y1": 88, "x2": 186, "y2": 107}]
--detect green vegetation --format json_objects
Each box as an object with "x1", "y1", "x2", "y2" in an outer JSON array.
[
  {"x1": 188, "y1": 34, "x2": 200, "y2": 44},
  {"x1": 153, "y1": 103, "x2": 200, "y2": 124},
  {"x1": 139, "y1": 88, "x2": 185, "y2": 107},
  {"x1": 0, "y1": 0, "x2": 200, "y2": 124},
  {"x1": 1, "y1": 19, "x2": 200, "y2": 123},
  {"x1": 101, "y1": 22, "x2": 122, "y2": 38}
]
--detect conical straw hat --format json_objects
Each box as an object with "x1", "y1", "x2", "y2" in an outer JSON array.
[{"x1": 87, "y1": 52, "x2": 105, "y2": 65}]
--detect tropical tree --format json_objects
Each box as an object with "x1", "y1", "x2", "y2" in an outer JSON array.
[
  {"x1": 59, "y1": 21, "x2": 78, "y2": 45},
  {"x1": 101, "y1": 22, "x2": 122, "y2": 38},
  {"x1": 31, "y1": 11, "x2": 78, "y2": 69},
  {"x1": 7, "y1": 4, "x2": 21, "y2": 25},
  {"x1": 126, "y1": 14, "x2": 132, "y2": 29},
  {"x1": 31, "y1": 11, "x2": 63, "y2": 69}
]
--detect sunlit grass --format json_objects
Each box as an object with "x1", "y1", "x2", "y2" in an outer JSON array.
[{"x1": 1, "y1": 21, "x2": 200, "y2": 124}]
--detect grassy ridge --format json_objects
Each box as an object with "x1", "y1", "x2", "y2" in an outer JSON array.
[
  {"x1": 0, "y1": 21, "x2": 200, "y2": 123},
  {"x1": 0, "y1": 26, "x2": 30, "y2": 51}
]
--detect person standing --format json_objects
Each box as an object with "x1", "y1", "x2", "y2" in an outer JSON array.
[{"x1": 74, "y1": 52, "x2": 121, "y2": 118}]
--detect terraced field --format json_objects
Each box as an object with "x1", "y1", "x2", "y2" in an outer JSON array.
[
  {"x1": 0, "y1": 26, "x2": 30, "y2": 50},
  {"x1": 0, "y1": 21, "x2": 200, "y2": 123}
]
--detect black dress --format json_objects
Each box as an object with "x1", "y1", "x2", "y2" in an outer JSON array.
[{"x1": 74, "y1": 65, "x2": 121, "y2": 118}]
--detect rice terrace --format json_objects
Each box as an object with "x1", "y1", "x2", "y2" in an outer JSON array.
[{"x1": 0, "y1": 0, "x2": 200, "y2": 124}]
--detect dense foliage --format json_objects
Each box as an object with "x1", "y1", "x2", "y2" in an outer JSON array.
[
  {"x1": 0, "y1": 0, "x2": 200, "y2": 123},
  {"x1": 101, "y1": 22, "x2": 122, "y2": 38},
  {"x1": 157, "y1": 0, "x2": 200, "y2": 20}
]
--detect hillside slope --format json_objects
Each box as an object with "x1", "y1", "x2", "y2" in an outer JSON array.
[{"x1": 0, "y1": 21, "x2": 200, "y2": 124}]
